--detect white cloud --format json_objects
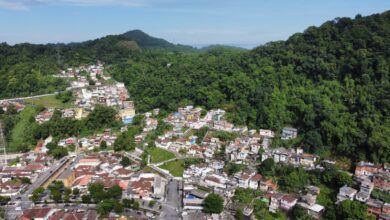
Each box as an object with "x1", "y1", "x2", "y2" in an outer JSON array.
[
  {"x1": 0, "y1": 0, "x2": 167, "y2": 10},
  {"x1": 0, "y1": 0, "x2": 29, "y2": 11}
]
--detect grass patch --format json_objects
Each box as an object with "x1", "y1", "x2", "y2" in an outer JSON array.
[
  {"x1": 159, "y1": 158, "x2": 204, "y2": 177},
  {"x1": 148, "y1": 147, "x2": 175, "y2": 164},
  {"x1": 8, "y1": 106, "x2": 37, "y2": 152},
  {"x1": 24, "y1": 94, "x2": 74, "y2": 109},
  {"x1": 159, "y1": 159, "x2": 184, "y2": 177}
]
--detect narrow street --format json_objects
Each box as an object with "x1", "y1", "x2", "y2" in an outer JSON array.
[{"x1": 160, "y1": 180, "x2": 182, "y2": 220}]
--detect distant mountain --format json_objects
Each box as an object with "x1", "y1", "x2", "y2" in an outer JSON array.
[
  {"x1": 79, "y1": 29, "x2": 196, "y2": 53},
  {"x1": 199, "y1": 44, "x2": 248, "y2": 52}
]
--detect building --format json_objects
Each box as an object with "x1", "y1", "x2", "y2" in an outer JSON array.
[
  {"x1": 337, "y1": 185, "x2": 357, "y2": 202},
  {"x1": 19, "y1": 208, "x2": 55, "y2": 220},
  {"x1": 280, "y1": 194, "x2": 298, "y2": 211},
  {"x1": 281, "y1": 127, "x2": 298, "y2": 140},
  {"x1": 57, "y1": 168, "x2": 76, "y2": 188}
]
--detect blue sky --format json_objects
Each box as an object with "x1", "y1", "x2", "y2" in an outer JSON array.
[{"x1": 0, "y1": 0, "x2": 389, "y2": 48}]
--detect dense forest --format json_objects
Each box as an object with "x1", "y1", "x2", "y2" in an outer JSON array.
[{"x1": 0, "y1": 11, "x2": 389, "y2": 163}]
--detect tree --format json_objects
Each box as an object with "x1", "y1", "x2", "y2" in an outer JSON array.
[
  {"x1": 107, "y1": 185, "x2": 123, "y2": 200},
  {"x1": 122, "y1": 198, "x2": 133, "y2": 208},
  {"x1": 337, "y1": 200, "x2": 374, "y2": 220},
  {"x1": 258, "y1": 158, "x2": 275, "y2": 176},
  {"x1": 292, "y1": 205, "x2": 313, "y2": 220},
  {"x1": 31, "y1": 187, "x2": 44, "y2": 203},
  {"x1": 64, "y1": 188, "x2": 72, "y2": 203},
  {"x1": 133, "y1": 201, "x2": 140, "y2": 210},
  {"x1": 114, "y1": 201, "x2": 124, "y2": 213},
  {"x1": 0, "y1": 196, "x2": 10, "y2": 205},
  {"x1": 203, "y1": 193, "x2": 224, "y2": 214},
  {"x1": 235, "y1": 209, "x2": 244, "y2": 220},
  {"x1": 86, "y1": 105, "x2": 118, "y2": 129},
  {"x1": 88, "y1": 182, "x2": 106, "y2": 202},
  {"x1": 73, "y1": 188, "x2": 80, "y2": 196},
  {"x1": 20, "y1": 177, "x2": 31, "y2": 184},
  {"x1": 148, "y1": 200, "x2": 156, "y2": 208},
  {"x1": 0, "y1": 207, "x2": 6, "y2": 220},
  {"x1": 100, "y1": 140, "x2": 107, "y2": 149},
  {"x1": 81, "y1": 195, "x2": 91, "y2": 204},
  {"x1": 334, "y1": 172, "x2": 352, "y2": 187},
  {"x1": 49, "y1": 146, "x2": 68, "y2": 159},
  {"x1": 51, "y1": 189, "x2": 62, "y2": 203},
  {"x1": 120, "y1": 156, "x2": 131, "y2": 167},
  {"x1": 98, "y1": 199, "x2": 115, "y2": 216}
]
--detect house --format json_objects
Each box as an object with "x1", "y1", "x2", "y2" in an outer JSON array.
[
  {"x1": 250, "y1": 143, "x2": 261, "y2": 154},
  {"x1": 249, "y1": 174, "x2": 262, "y2": 189},
  {"x1": 19, "y1": 208, "x2": 55, "y2": 220},
  {"x1": 269, "y1": 193, "x2": 284, "y2": 213},
  {"x1": 155, "y1": 138, "x2": 172, "y2": 149},
  {"x1": 61, "y1": 109, "x2": 75, "y2": 118},
  {"x1": 307, "y1": 204, "x2": 325, "y2": 219},
  {"x1": 355, "y1": 191, "x2": 370, "y2": 202},
  {"x1": 76, "y1": 158, "x2": 101, "y2": 167},
  {"x1": 381, "y1": 203, "x2": 390, "y2": 217},
  {"x1": 280, "y1": 194, "x2": 298, "y2": 211},
  {"x1": 337, "y1": 185, "x2": 357, "y2": 202},
  {"x1": 300, "y1": 154, "x2": 319, "y2": 168},
  {"x1": 72, "y1": 175, "x2": 92, "y2": 191},
  {"x1": 213, "y1": 120, "x2": 234, "y2": 132},
  {"x1": 237, "y1": 173, "x2": 252, "y2": 188},
  {"x1": 259, "y1": 129, "x2": 275, "y2": 138},
  {"x1": 35, "y1": 109, "x2": 54, "y2": 124},
  {"x1": 355, "y1": 161, "x2": 380, "y2": 177},
  {"x1": 366, "y1": 199, "x2": 384, "y2": 217},
  {"x1": 260, "y1": 179, "x2": 277, "y2": 192},
  {"x1": 360, "y1": 179, "x2": 374, "y2": 194},
  {"x1": 281, "y1": 127, "x2": 298, "y2": 140},
  {"x1": 183, "y1": 189, "x2": 209, "y2": 210},
  {"x1": 373, "y1": 171, "x2": 390, "y2": 192},
  {"x1": 127, "y1": 173, "x2": 166, "y2": 201},
  {"x1": 204, "y1": 175, "x2": 227, "y2": 189},
  {"x1": 57, "y1": 168, "x2": 76, "y2": 187}
]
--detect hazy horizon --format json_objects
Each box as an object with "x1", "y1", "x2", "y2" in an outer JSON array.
[{"x1": 0, "y1": 0, "x2": 389, "y2": 47}]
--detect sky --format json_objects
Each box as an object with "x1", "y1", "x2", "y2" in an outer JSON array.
[{"x1": 0, "y1": 0, "x2": 389, "y2": 48}]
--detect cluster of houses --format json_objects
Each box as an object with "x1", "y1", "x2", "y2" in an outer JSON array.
[
  {"x1": 134, "y1": 110, "x2": 159, "y2": 144},
  {"x1": 0, "y1": 100, "x2": 25, "y2": 113},
  {"x1": 336, "y1": 161, "x2": 390, "y2": 219},
  {"x1": 56, "y1": 61, "x2": 104, "y2": 79},
  {"x1": 0, "y1": 153, "x2": 52, "y2": 197},
  {"x1": 56, "y1": 152, "x2": 166, "y2": 202},
  {"x1": 35, "y1": 108, "x2": 88, "y2": 123},
  {"x1": 57, "y1": 62, "x2": 136, "y2": 124},
  {"x1": 34, "y1": 129, "x2": 120, "y2": 154},
  {"x1": 181, "y1": 161, "x2": 325, "y2": 219},
  {"x1": 18, "y1": 207, "x2": 99, "y2": 220},
  {"x1": 150, "y1": 106, "x2": 327, "y2": 219}
]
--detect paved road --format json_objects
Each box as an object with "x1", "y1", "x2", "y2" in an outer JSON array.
[
  {"x1": 5, "y1": 155, "x2": 82, "y2": 219},
  {"x1": 0, "y1": 92, "x2": 59, "y2": 103},
  {"x1": 160, "y1": 180, "x2": 181, "y2": 220},
  {"x1": 0, "y1": 87, "x2": 73, "y2": 103},
  {"x1": 0, "y1": 153, "x2": 24, "y2": 165}
]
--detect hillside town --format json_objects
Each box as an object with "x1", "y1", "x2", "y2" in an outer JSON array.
[{"x1": 0, "y1": 63, "x2": 389, "y2": 220}]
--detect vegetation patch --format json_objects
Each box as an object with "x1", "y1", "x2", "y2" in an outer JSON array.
[
  {"x1": 8, "y1": 106, "x2": 37, "y2": 152},
  {"x1": 148, "y1": 147, "x2": 175, "y2": 164},
  {"x1": 159, "y1": 159, "x2": 184, "y2": 177},
  {"x1": 24, "y1": 94, "x2": 75, "y2": 109}
]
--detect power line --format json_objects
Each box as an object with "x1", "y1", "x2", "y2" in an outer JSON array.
[{"x1": 0, "y1": 121, "x2": 7, "y2": 165}]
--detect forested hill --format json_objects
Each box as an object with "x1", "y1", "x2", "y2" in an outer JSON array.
[
  {"x1": 0, "y1": 30, "x2": 195, "y2": 98},
  {"x1": 111, "y1": 11, "x2": 390, "y2": 163},
  {"x1": 0, "y1": 11, "x2": 389, "y2": 163}
]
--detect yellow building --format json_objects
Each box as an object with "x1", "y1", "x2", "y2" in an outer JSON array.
[{"x1": 57, "y1": 169, "x2": 76, "y2": 187}]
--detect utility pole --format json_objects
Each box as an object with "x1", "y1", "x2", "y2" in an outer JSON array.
[{"x1": 0, "y1": 121, "x2": 7, "y2": 165}]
